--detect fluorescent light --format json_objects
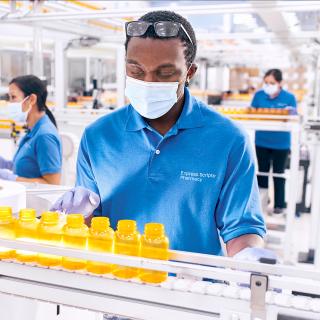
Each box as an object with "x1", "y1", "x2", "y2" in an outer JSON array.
[
  {"x1": 169, "y1": 2, "x2": 178, "y2": 8},
  {"x1": 253, "y1": 27, "x2": 267, "y2": 34},
  {"x1": 233, "y1": 13, "x2": 257, "y2": 28}
]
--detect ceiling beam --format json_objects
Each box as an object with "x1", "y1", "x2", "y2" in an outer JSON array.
[
  {"x1": 250, "y1": 0, "x2": 304, "y2": 64},
  {"x1": 1, "y1": 20, "x2": 115, "y2": 41},
  {"x1": 1, "y1": 1, "x2": 320, "y2": 23}
]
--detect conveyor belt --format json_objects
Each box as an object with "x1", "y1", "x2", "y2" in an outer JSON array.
[{"x1": 0, "y1": 238, "x2": 319, "y2": 319}]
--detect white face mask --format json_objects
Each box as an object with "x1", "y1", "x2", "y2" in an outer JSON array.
[
  {"x1": 125, "y1": 76, "x2": 180, "y2": 119},
  {"x1": 2, "y1": 96, "x2": 30, "y2": 123},
  {"x1": 263, "y1": 83, "x2": 279, "y2": 96}
]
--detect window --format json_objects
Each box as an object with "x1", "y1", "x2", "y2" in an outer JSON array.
[
  {"x1": 0, "y1": 50, "x2": 28, "y2": 86},
  {"x1": 68, "y1": 58, "x2": 86, "y2": 95}
]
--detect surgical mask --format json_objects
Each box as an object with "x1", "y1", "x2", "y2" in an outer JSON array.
[
  {"x1": 125, "y1": 76, "x2": 180, "y2": 119},
  {"x1": 2, "y1": 96, "x2": 30, "y2": 123},
  {"x1": 263, "y1": 83, "x2": 279, "y2": 96}
]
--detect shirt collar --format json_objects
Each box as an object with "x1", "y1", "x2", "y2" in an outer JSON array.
[
  {"x1": 125, "y1": 105, "x2": 148, "y2": 131},
  {"x1": 176, "y1": 87, "x2": 205, "y2": 129},
  {"x1": 27, "y1": 114, "x2": 49, "y2": 138},
  {"x1": 125, "y1": 87, "x2": 205, "y2": 132}
]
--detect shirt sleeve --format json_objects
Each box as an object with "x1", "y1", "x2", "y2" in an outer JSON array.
[
  {"x1": 35, "y1": 134, "x2": 62, "y2": 175},
  {"x1": 290, "y1": 94, "x2": 297, "y2": 109},
  {"x1": 76, "y1": 129, "x2": 102, "y2": 215},
  {"x1": 250, "y1": 92, "x2": 259, "y2": 108},
  {"x1": 215, "y1": 132, "x2": 266, "y2": 243}
]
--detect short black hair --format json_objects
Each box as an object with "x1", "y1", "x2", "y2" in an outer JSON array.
[
  {"x1": 264, "y1": 69, "x2": 283, "y2": 82},
  {"x1": 125, "y1": 10, "x2": 197, "y2": 66}
]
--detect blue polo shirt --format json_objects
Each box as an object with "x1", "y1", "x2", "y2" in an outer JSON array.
[
  {"x1": 251, "y1": 89, "x2": 297, "y2": 150},
  {"x1": 76, "y1": 88, "x2": 265, "y2": 255},
  {"x1": 13, "y1": 115, "x2": 62, "y2": 178}
]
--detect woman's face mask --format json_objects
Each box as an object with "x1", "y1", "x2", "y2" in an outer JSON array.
[
  {"x1": 263, "y1": 83, "x2": 279, "y2": 96},
  {"x1": 2, "y1": 96, "x2": 30, "y2": 123},
  {"x1": 263, "y1": 74, "x2": 280, "y2": 97}
]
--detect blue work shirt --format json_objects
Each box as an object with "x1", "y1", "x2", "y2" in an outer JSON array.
[
  {"x1": 76, "y1": 88, "x2": 265, "y2": 255},
  {"x1": 251, "y1": 89, "x2": 297, "y2": 150},
  {"x1": 13, "y1": 115, "x2": 62, "y2": 178}
]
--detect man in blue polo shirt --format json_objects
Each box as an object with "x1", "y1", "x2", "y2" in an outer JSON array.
[{"x1": 52, "y1": 11, "x2": 268, "y2": 259}]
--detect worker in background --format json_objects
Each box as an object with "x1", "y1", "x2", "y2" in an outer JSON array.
[
  {"x1": 251, "y1": 69, "x2": 297, "y2": 215},
  {"x1": 52, "y1": 11, "x2": 273, "y2": 261},
  {"x1": 0, "y1": 75, "x2": 62, "y2": 185}
]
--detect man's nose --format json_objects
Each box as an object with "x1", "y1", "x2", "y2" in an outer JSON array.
[{"x1": 143, "y1": 72, "x2": 159, "y2": 83}]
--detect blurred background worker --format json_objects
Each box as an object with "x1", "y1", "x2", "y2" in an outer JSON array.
[
  {"x1": 0, "y1": 75, "x2": 62, "y2": 185},
  {"x1": 251, "y1": 69, "x2": 297, "y2": 215}
]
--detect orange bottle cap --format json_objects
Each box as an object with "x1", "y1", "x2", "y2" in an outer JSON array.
[
  {"x1": 91, "y1": 216, "x2": 110, "y2": 231},
  {"x1": 19, "y1": 208, "x2": 36, "y2": 221},
  {"x1": 41, "y1": 211, "x2": 59, "y2": 224},
  {"x1": 66, "y1": 213, "x2": 84, "y2": 227},
  {"x1": 144, "y1": 223, "x2": 165, "y2": 237}
]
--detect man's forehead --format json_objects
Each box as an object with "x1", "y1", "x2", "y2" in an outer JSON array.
[{"x1": 126, "y1": 37, "x2": 186, "y2": 66}]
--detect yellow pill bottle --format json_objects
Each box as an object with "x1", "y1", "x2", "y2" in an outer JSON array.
[
  {"x1": 139, "y1": 223, "x2": 169, "y2": 283},
  {"x1": 0, "y1": 207, "x2": 15, "y2": 259},
  {"x1": 15, "y1": 209, "x2": 39, "y2": 263},
  {"x1": 37, "y1": 211, "x2": 62, "y2": 267},
  {"x1": 112, "y1": 220, "x2": 140, "y2": 279},
  {"x1": 62, "y1": 214, "x2": 88, "y2": 270},
  {"x1": 87, "y1": 217, "x2": 114, "y2": 274}
]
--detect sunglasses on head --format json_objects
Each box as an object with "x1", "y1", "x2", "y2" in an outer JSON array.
[{"x1": 125, "y1": 20, "x2": 194, "y2": 46}]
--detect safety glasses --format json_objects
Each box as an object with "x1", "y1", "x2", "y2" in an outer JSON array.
[{"x1": 125, "y1": 21, "x2": 194, "y2": 46}]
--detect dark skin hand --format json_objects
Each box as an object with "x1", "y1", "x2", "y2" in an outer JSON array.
[{"x1": 126, "y1": 36, "x2": 264, "y2": 256}]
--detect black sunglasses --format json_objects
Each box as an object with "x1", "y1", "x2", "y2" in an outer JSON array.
[{"x1": 125, "y1": 21, "x2": 194, "y2": 46}]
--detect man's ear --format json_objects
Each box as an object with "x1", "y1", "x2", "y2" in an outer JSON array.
[{"x1": 187, "y1": 63, "x2": 198, "y2": 82}]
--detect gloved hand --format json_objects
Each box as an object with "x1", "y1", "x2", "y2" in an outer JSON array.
[
  {"x1": 0, "y1": 169, "x2": 17, "y2": 181},
  {"x1": 284, "y1": 106, "x2": 297, "y2": 115},
  {"x1": 0, "y1": 156, "x2": 13, "y2": 170},
  {"x1": 50, "y1": 186, "x2": 100, "y2": 218},
  {"x1": 233, "y1": 247, "x2": 277, "y2": 263}
]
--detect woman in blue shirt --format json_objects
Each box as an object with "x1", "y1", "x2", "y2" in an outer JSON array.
[
  {"x1": 0, "y1": 75, "x2": 62, "y2": 185},
  {"x1": 251, "y1": 69, "x2": 297, "y2": 214}
]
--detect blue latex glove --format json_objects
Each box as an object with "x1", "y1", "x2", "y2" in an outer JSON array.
[
  {"x1": 0, "y1": 169, "x2": 17, "y2": 181},
  {"x1": 233, "y1": 247, "x2": 277, "y2": 263},
  {"x1": 50, "y1": 186, "x2": 100, "y2": 218},
  {"x1": 0, "y1": 156, "x2": 13, "y2": 170}
]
